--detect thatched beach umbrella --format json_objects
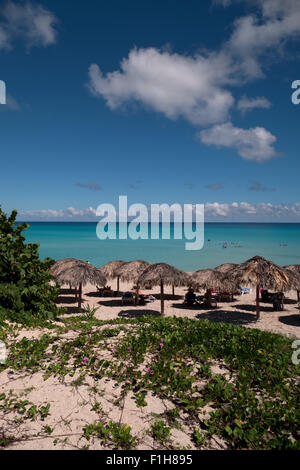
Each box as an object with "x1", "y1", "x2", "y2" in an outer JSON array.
[
  {"x1": 215, "y1": 263, "x2": 238, "y2": 273},
  {"x1": 192, "y1": 269, "x2": 235, "y2": 291},
  {"x1": 98, "y1": 260, "x2": 127, "y2": 292},
  {"x1": 227, "y1": 256, "x2": 296, "y2": 320},
  {"x1": 138, "y1": 263, "x2": 191, "y2": 314},
  {"x1": 50, "y1": 258, "x2": 82, "y2": 277},
  {"x1": 116, "y1": 260, "x2": 152, "y2": 303},
  {"x1": 55, "y1": 261, "x2": 107, "y2": 309},
  {"x1": 284, "y1": 265, "x2": 300, "y2": 301},
  {"x1": 192, "y1": 269, "x2": 237, "y2": 305}
]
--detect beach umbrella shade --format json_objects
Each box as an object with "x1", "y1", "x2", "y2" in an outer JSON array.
[
  {"x1": 98, "y1": 260, "x2": 127, "y2": 292},
  {"x1": 191, "y1": 269, "x2": 237, "y2": 305},
  {"x1": 227, "y1": 256, "x2": 297, "y2": 320},
  {"x1": 55, "y1": 261, "x2": 107, "y2": 309},
  {"x1": 138, "y1": 263, "x2": 191, "y2": 314},
  {"x1": 214, "y1": 263, "x2": 238, "y2": 273}
]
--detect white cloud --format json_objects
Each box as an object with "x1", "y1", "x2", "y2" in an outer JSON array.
[
  {"x1": 88, "y1": 0, "x2": 300, "y2": 162},
  {"x1": 204, "y1": 201, "x2": 300, "y2": 221},
  {"x1": 88, "y1": 48, "x2": 235, "y2": 127},
  {"x1": 198, "y1": 122, "x2": 277, "y2": 162},
  {"x1": 0, "y1": 1, "x2": 58, "y2": 51},
  {"x1": 237, "y1": 95, "x2": 271, "y2": 114},
  {"x1": 17, "y1": 206, "x2": 97, "y2": 221},
  {"x1": 221, "y1": 0, "x2": 300, "y2": 78},
  {"x1": 16, "y1": 202, "x2": 300, "y2": 222}
]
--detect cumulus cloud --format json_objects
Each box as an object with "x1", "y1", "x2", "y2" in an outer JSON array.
[
  {"x1": 76, "y1": 182, "x2": 102, "y2": 191},
  {"x1": 0, "y1": 1, "x2": 58, "y2": 51},
  {"x1": 199, "y1": 122, "x2": 277, "y2": 162},
  {"x1": 88, "y1": 48, "x2": 235, "y2": 127},
  {"x1": 220, "y1": 0, "x2": 300, "y2": 78},
  {"x1": 237, "y1": 95, "x2": 271, "y2": 114},
  {"x1": 87, "y1": 0, "x2": 300, "y2": 162}
]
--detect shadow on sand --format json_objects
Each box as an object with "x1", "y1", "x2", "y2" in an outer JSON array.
[
  {"x1": 195, "y1": 310, "x2": 257, "y2": 326},
  {"x1": 234, "y1": 304, "x2": 275, "y2": 313},
  {"x1": 118, "y1": 309, "x2": 161, "y2": 318},
  {"x1": 56, "y1": 296, "x2": 77, "y2": 305},
  {"x1": 151, "y1": 293, "x2": 183, "y2": 301},
  {"x1": 98, "y1": 299, "x2": 123, "y2": 307},
  {"x1": 171, "y1": 302, "x2": 219, "y2": 311},
  {"x1": 85, "y1": 291, "x2": 121, "y2": 298},
  {"x1": 278, "y1": 314, "x2": 300, "y2": 327}
]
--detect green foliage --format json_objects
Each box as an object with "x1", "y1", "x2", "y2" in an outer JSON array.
[
  {"x1": 193, "y1": 428, "x2": 206, "y2": 447},
  {"x1": 150, "y1": 420, "x2": 171, "y2": 444},
  {"x1": 0, "y1": 207, "x2": 61, "y2": 323},
  {"x1": 82, "y1": 420, "x2": 136, "y2": 449},
  {"x1": 1, "y1": 315, "x2": 299, "y2": 450}
]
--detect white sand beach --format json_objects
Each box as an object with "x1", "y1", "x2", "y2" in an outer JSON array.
[
  {"x1": 59, "y1": 281, "x2": 300, "y2": 340},
  {"x1": 1, "y1": 281, "x2": 299, "y2": 451}
]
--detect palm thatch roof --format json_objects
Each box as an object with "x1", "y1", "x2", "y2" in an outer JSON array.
[
  {"x1": 50, "y1": 258, "x2": 82, "y2": 277},
  {"x1": 284, "y1": 264, "x2": 300, "y2": 274},
  {"x1": 215, "y1": 263, "x2": 238, "y2": 273},
  {"x1": 116, "y1": 260, "x2": 151, "y2": 283},
  {"x1": 283, "y1": 265, "x2": 300, "y2": 290},
  {"x1": 55, "y1": 261, "x2": 107, "y2": 288},
  {"x1": 138, "y1": 263, "x2": 191, "y2": 288},
  {"x1": 138, "y1": 263, "x2": 191, "y2": 315},
  {"x1": 191, "y1": 269, "x2": 237, "y2": 292},
  {"x1": 228, "y1": 256, "x2": 296, "y2": 292},
  {"x1": 98, "y1": 260, "x2": 127, "y2": 279}
]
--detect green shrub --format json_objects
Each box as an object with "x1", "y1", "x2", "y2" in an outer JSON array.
[{"x1": 0, "y1": 207, "x2": 61, "y2": 323}]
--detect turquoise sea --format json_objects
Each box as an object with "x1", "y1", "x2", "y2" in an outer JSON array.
[{"x1": 21, "y1": 222, "x2": 300, "y2": 271}]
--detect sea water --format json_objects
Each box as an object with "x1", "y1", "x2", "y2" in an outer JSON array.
[{"x1": 22, "y1": 222, "x2": 300, "y2": 271}]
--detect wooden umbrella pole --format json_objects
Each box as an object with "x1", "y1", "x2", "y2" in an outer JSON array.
[
  {"x1": 207, "y1": 288, "x2": 212, "y2": 307},
  {"x1": 78, "y1": 283, "x2": 82, "y2": 310},
  {"x1": 136, "y1": 282, "x2": 140, "y2": 305},
  {"x1": 117, "y1": 276, "x2": 120, "y2": 293},
  {"x1": 256, "y1": 284, "x2": 260, "y2": 320},
  {"x1": 160, "y1": 280, "x2": 164, "y2": 315},
  {"x1": 172, "y1": 284, "x2": 175, "y2": 298}
]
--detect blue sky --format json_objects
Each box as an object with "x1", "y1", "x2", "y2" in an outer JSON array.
[{"x1": 1, "y1": 0, "x2": 300, "y2": 221}]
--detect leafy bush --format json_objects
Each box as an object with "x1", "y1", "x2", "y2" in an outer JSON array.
[{"x1": 0, "y1": 207, "x2": 61, "y2": 323}]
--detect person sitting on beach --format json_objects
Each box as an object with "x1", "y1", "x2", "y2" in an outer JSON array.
[{"x1": 185, "y1": 288, "x2": 196, "y2": 306}]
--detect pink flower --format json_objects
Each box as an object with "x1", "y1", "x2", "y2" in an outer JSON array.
[
  {"x1": 81, "y1": 357, "x2": 88, "y2": 365},
  {"x1": 160, "y1": 343, "x2": 164, "y2": 348},
  {"x1": 145, "y1": 368, "x2": 154, "y2": 375},
  {"x1": 127, "y1": 347, "x2": 131, "y2": 351},
  {"x1": 111, "y1": 346, "x2": 116, "y2": 352}
]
